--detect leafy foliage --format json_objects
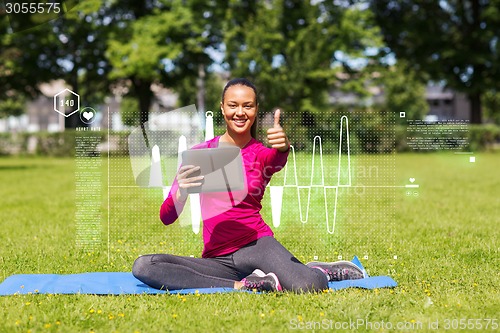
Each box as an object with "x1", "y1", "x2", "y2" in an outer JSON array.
[
  {"x1": 369, "y1": 0, "x2": 500, "y2": 123},
  {"x1": 381, "y1": 62, "x2": 429, "y2": 122}
]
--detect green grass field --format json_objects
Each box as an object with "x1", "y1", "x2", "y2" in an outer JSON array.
[{"x1": 0, "y1": 153, "x2": 499, "y2": 332}]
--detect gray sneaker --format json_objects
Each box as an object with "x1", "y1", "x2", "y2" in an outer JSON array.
[
  {"x1": 241, "y1": 269, "x2": 282, "y2": 292},
  {"x1": 307, "y1": 260, "x2": 364, "y2": 281}
]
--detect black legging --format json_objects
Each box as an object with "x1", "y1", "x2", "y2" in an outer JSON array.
[{"x1": 132, "y1": 236, "x2": 328, "y2": 292}]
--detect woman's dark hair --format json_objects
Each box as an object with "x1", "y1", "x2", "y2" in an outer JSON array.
[{"x1": 221, "y1": 78, "x2": 259, "y2": 139}]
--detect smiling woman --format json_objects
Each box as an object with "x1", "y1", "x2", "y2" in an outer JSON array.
[{"x1": 132, "y1": 78, "x2": 364, "y2": 293}]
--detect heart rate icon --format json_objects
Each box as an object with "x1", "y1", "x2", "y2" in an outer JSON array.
[
  {"x1": 83, "y1": 111, "x2": 94, "y2": 120},
  {"x1": 409, "y1": 178, "x2": 415, "y2": 183},
  {"x1": 79, "y1": 107, "x2": 98, "y2": 125}
]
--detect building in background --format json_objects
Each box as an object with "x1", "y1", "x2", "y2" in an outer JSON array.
[{"x1": 425, "y1": 85, "x2": 470, "y2": 121}]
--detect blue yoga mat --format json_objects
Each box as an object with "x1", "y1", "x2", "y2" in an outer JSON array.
[{"x1": 0, "y1": 257, "x2": 397, "y2": 295}]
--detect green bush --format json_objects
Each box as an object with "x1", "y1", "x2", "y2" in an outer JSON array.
[{"x1": 467, "y1": 124, "x2": 500, "y2": 152}]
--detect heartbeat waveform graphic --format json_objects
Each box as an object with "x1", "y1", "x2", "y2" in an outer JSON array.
[{"x1": 269, "y1": 116, "x2": 351, "y2": 234}]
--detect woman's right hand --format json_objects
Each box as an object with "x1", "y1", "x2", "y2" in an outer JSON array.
[{"x1": 175, "y1": 165, "x2": 204, "y2": 202}]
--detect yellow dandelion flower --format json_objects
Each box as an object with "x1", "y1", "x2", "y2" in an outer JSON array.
[
  {"x1": 410, "y1": 320, "x2": 416, "y2": 323},
  {"x1": 172, "y1": 314, "x2": 178, "y2": 319},
  {"x1": 15, "y1": 320, "x2": 20, "y2": 325},
  {"x1": 118, "y1": 313, "x2": 125, "y2": 318},
  {"x1": 44, "y1": 323, "x2": 52, "y2": 328},
  {"x1": 320, "y1": 312, "x2": 324, "y2": 317},
  {"x1": 25, "y1": 302, "x2": 31, "y2": 306},
  {"x1": 108, "y1": 314, "x2": 114, "y2": 320},
  {"x1": 89, "y1": 309, "x2": 95, "y2": 314},
  {"x1": 297, "y1": 315, "x2": 303, "y2": 322},
  {"x1": 56, "y1": 321, "x2": 61, "y2": 325},
  {"x1": 97, "y1": 309, "x2": 102, "y2": 314}
]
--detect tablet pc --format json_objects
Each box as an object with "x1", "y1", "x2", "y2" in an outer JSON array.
[{"x1": 181, "y1": 146, "x2": 245, "y2": 193}]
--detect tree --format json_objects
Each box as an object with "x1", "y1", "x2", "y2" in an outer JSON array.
[
  {"x1": 223, "y1": 1, "x2": 382, "y2": 130},
  {"x1": 120, "y1": 96, "x2": 140, "y2": 127},
  {"x1": 106, "y1": 0, "x2": 185, "y2": 126},
  {"x1": 175, "y1": 72, "x2": 225, "y2": 118},
  {"x1": 106, "y1": 0, "x2": 228, "y2": 126},
  {"x1": 0, "y1": 0, "x2": 112, "y2": 128},
  {"x1": 1, "y1": 0, "x2": 227, "y2": 129},
  {"x1": 483, "y1": 90, "x2": 500, "y2": 125},
  {"x1": 381, "y1": 62, "x2": 429, "y2": 122},
  {"x1": 369, "y1": 0, "x2": 500, "y2": 123}
]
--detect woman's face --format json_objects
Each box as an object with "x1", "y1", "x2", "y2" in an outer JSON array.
[{"x1": 221, "y1": 85, "x2": 257, "y2": 136}]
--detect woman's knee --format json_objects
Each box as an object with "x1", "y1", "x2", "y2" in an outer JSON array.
[{"x1": 132, "y1": 254, "x2": 153, "y2": 279}]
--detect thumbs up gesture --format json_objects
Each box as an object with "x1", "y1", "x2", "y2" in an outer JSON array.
[{"x1": 267, "y1": 109, "x2": 289, "y2": 152}]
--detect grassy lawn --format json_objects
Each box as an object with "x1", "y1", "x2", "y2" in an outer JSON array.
[{"x1": 0, "y1": 152, "x2": 498, "y2": 332}]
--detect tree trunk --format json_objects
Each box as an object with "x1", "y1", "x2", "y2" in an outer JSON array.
[
  {"x1": 469, "y1": 92, "x2": 482, "y2": 124},
  {"x1": 132, "y1": 77, "x2": 153, "y2": 125},
  {"x1": 133, "y1": 77, "x2": 153, "y2": 149}
]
